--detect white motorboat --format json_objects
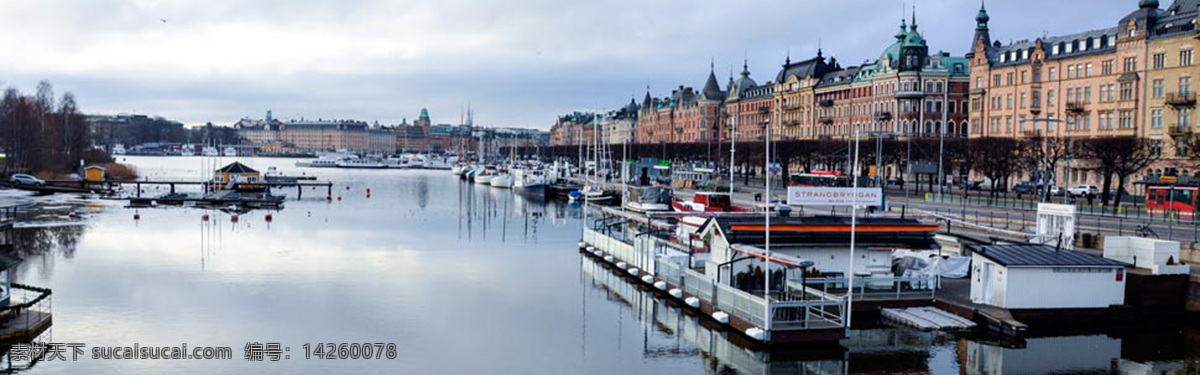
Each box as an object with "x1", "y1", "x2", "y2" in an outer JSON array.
[
  {"x1": 336, "y1": 158, "x2": 388, "y2": 169},
  {"x1": 513, "y1": 169, "x2": 548, "y2": 196},
  {"x1": 424, "y1": 157, "x2": 452, "y2": 170},
  {"x1": 222, "y1": 146, "x2": 238, "y2": 157},
  {"x1": 622, "y1": 185, "x2": 672, "y2": 213},
  {"x1": 111, "y1": 144, "x2": 127, "y2": 155},
  {"x1": 473, "y1": 166, "x2": 498, "y2": 185},
  {"x1": 490, "y1": 173, "x2": 514, "y2": 188},
  {"x1": 180, "y1": 146, "x2": 196, "y2": 156}
]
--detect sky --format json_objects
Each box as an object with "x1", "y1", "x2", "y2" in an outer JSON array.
[{"x1": 0, "y1": 0, "x2": 1141, "y2": 129}]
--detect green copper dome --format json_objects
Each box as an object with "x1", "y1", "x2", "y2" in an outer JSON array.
[{"x1": 1139, "y1": 0, "x2": 1159, "y2": 9}]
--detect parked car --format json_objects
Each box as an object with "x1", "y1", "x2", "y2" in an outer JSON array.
[
  {"x1": 9, "y1": 174, "x2": 45, "y2": 186},
  {"x1": 1049, "y1": 186, "x2": 1065, "y2": 196},
  {"x1": 1067, "y1": 185, "x2": 1100, "y2": 197},
  {"x1": 1012, "y1": 182, "x2": 1036, "y2": 195}
]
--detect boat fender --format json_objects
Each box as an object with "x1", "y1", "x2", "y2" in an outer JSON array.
[
  {"x1": 744, "y1": 328, "x2": 766, "y2": 341},
  {"x1": 134, "y1": 211, "x2": 141, "y2": 220},
  {"x1": 231, "y1": 214, "x2": 239, "y2": 223},
  {"x1": 712, "y1": 311, "x2": 729, "y2": 324},
  {"x1": 265, "y1": 213, "x2": 273, "y2": 222},
  {"x1": 202, "y1": 213, "x2": 210, "y2": 221}
]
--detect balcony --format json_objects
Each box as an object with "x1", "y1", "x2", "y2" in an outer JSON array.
[
  {"x1": 1065, "y1": 101, "x2": 1086, "y2": 114},
  {"x1": 874, "y1": 111, "x2": 893, "y2": 122},
  {"x1": 784, "y1": 119, "x2": 801, "y2": 127},
  {"x1": 1168, "y1": 125, "x2": 1192, "y2": 137},
  {"x1": 818, "y1": 99, "x2": 834, "y2": 108},
  {"x1": 818, "y1": 116, "x2": 834, "y2": 125},
  {"x1": 782, "y1": 104, "x2": 802, "y2": 111},
  {"x1": 895, "y1": 90, "x2": 925, "y2": 99},
  {"x1": 1165, "y1": 92, "x2": 1197, "y2": 108}
]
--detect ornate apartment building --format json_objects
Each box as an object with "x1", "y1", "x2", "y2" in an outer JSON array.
[{"x1": 969, "y1": 0, "x2": 1198, "y2": 184}]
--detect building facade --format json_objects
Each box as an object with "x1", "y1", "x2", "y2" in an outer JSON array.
[
  {"x1": 969, "y1": 0, "x2": 1198, "y2": 186},
  {"x1": 725, "y1": 61, "x2": 775, "y2": 141}
]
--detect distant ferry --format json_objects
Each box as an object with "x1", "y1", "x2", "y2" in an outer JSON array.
[{"x1": 336, "y1": 158, "x2": 388, "y2": 169}]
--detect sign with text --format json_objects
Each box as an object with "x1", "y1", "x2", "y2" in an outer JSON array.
[{"x1": 787, "y1": 187, "x2": 883, "y2": 206}]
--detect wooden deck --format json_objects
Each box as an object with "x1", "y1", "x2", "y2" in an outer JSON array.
[{"x1": 0, "y1": 310, "x2": 51, "y2": 345}]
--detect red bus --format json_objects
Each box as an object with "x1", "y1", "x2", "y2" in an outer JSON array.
[
  {"x1": 790, "y1": 170, "x2": 851, "y2": 187},
  {"x1": 1146, "y1": 185, "x2": 1197, "y2": 219}
]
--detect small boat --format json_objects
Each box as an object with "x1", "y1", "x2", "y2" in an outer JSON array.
[
  {"x1": 513, "y1": 169, "x2": 548, "y2": 197},
  {"x1": 180, "y1": 145, "x2": 196, "y2": 156},
  {"x1": 474, "y1": 167, "x2": 498, "y2": 185},
  {"x1": 622, "y1": 185, "x2": 672, "y2": 213},
  {"x1": 490, "y1": 172, "x2": 515, "y2": 189},
  {"x1": 112, "y1": 144, "x2": 127, "y2": 155},
  {"x1": 222, "y1": 146, "x2": 238, "y2": 157},
  {"x1": 424, "y1": 157, "x2": 452, "y2": 170},
  {"x1": 672, "y1": 191, "x2": 746, "y2": 212},
  {"x1": 202, "y1": 146, "x2": 220, "y2": 157},
  {"x1": 451, "y1": 165, "x2": 467, "y2": 175},
  {"x1": 296, "y1": 153, "x2": 354, "y2": 168},
  {"x1": 570, "y1": 186, "x2": 613, "y2": 204}
]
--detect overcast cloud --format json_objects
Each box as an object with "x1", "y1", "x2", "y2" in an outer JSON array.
[{"x1": 0, "y1": 0, "x2": 1138, "y2": 129}]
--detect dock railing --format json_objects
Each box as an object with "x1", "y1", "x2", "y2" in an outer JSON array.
[
  {"x1": 789, "y1": 275, "x2": 938, "y2": 302},
  {"x1": 0, "y1": 284, "x2": 52, "y2": 342}
]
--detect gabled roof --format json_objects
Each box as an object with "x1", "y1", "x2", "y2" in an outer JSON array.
[
  {"x1": 969, "y1": 244, "x2": 1128, "y2": 268},
  {"x1": 216, "y1": 161, "x2": 259, "y2": 174},
  {"x1": 775, "y1": 56, "x2": 833, "y2": 83}
]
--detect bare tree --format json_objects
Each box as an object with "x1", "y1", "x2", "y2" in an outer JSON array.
[
  {"x1": 966, "y1": 137, "x2": 1024, "y2": 198},
  {"x1": 1021, "y1": 133, "x2": 1073, "y2": 202},
  {"x1": 1078, "y1": 136, "x2": 1158, "y2": 207}
]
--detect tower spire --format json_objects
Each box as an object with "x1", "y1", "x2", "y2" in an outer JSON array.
[{"x1": 911, "y1": 3, "x2": 918, "y2": 30}]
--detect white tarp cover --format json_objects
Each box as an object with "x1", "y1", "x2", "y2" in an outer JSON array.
[{"x1": 893, "y1": 250, "x2": 971, "y2": 279}]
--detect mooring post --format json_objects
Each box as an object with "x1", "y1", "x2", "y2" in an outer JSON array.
[
  {"x1": 297, "y1": 185, "x2": 302, "y2": 199},
  {"x1": 170, "y1": 183, "x2": 175, "y2": 195},
  {"x1": 136, "y1": 183, "x2": 141, "y2": 198}
]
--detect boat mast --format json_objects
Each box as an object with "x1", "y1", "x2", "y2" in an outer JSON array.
[
  {"x1": 846, "y1": 125, "x2": 861, "y2": 333},
  {"x1": 763, "y1": 112, "x2": 772, "y2": 339}
]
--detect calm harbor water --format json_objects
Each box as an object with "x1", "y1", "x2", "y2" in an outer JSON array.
[{"x1": 1, "y1": 156, "x2": 1195, "y2": 374}]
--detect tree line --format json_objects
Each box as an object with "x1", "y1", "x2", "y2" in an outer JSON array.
[{"x1": 0, "y1": 81, "x2": 93, "y2": 175}]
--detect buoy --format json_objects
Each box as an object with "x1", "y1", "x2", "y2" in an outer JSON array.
[
  {"x1": 231, "y1": 214, "x2": 239, "y2": 223},
  {"x1": 367, "y1": 188, "x2": 371, "y2": 194},
  {"x1": 68, "y1": 212, "x2": 77, "y2": 219},
  {"x1": 202, "y1": 213, "x2": 210, "y2": 221},
  {"x1": 326, "y1": 195, "x2": 332, "y2": 201},
  {"x1": 337, "y1": 196, "x2": 342, "y2": 201},
  {"x1": 685, "y1": 297, "x2": 700, "y2": 308},
  {"x1": 346, "y1": 186, "x2": 350, "y2": 190},
  {"x1": 134, "y1": 211, "x2": 141, "y2": 220},
  {"x1": 628, "y1": 268, "x2": 639, "y2": 276},
  {"x1": 615, "y1": 262, "x2": 627, "y2": 270},
  {"x1": 654, "y1": 281, "x2": 667, "y2": 290},
  {"x1": 265, "y1": 213, "x2": 273, "y2": 222},
  {"x1": 669, "y1": 289, "x2": 683, "y2": 298}
]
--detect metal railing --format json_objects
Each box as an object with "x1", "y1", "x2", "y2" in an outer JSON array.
[{"x1": 789, "y1": 275, "x2": 938, "y2": 302}]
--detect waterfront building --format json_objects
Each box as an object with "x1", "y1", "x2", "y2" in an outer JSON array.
[
  {"x1": 968, "y1": 0, "x2": 1198, "y2": 186},
  {"x1": 773, "y1": 54, "x2": 836, "y2": 140},
  {"x1": 549, "y1": 112, "x2": 597, "y2": 147},
  {"x1": 807, "y1": 17, "x2": 970, "y2": 142},
  {"x1": 725, "y1": 60, "x2": 775, "y2": 141},
  {"x1": 634, "y1": 67, "x2": 728, "y2": 145},
  {"x1": 367, "y1": 127, "x2": 397, "y2": 155},
  {"x1": 602, "y1": 99, "x2": 639, "y2": 145}
]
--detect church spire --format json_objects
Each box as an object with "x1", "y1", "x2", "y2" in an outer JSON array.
[{"x1": 910, "y1": 4, "x2": 918, "y2": 31}]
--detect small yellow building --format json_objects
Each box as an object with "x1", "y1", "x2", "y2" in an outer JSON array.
[
  {"x1": 213, "y1": 162, "x2": 262, "y2": 191},
  {"x1": 82, "y1": 165, "x2": 107, "y2": 182}
]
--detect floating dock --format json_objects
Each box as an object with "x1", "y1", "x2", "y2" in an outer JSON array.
[{"x1": 881, "y1": 307, "x2": 977, "y2": 331}]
